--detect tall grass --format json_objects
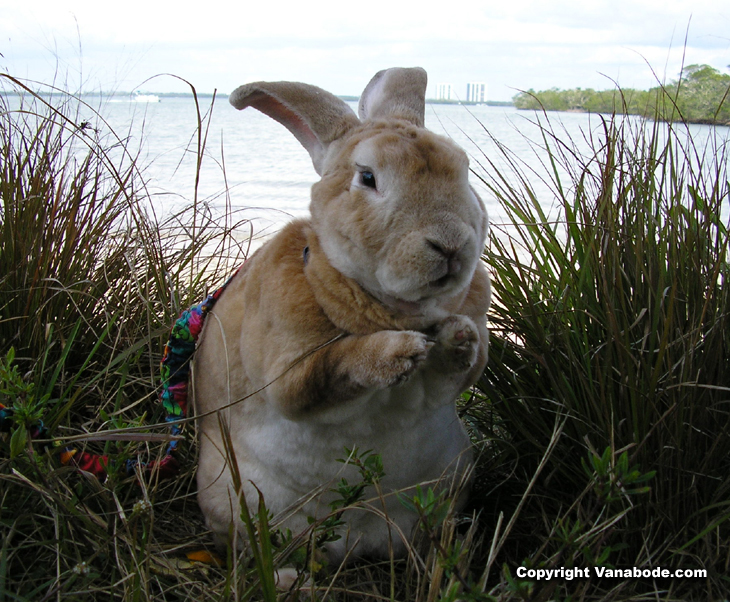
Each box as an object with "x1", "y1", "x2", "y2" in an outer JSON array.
[
  {"x1": 472, "y1": 109, "x2": 730, "y2": 599},
  {"x1": 1, "y1": 73, "x2": 728, "y2": 601},
  {"x1": 0, "y1": 75, "x2": 251, "y2": 600}
]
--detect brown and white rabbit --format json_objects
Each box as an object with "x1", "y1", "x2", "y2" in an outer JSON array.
[{"x1": 194, "y1": 67, "x2": 491, "y2": 564}]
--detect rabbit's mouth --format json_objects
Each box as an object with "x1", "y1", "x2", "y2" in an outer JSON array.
[
  {"x1": 370, "y1": 253, "x2": 472, "y2": 309},
  {"x1": 372, "y1": 269, "x2": 467, "y2": 317},
  {"x1": 433, "y1": 273, "x2": 455, "y2": 288}
]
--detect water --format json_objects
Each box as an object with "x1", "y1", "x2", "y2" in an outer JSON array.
[
  {"x1": 81, "y1": 98, "x2": 618, "y2": 231},
  {"x1": 7, "y1": 92, "x2": 730, "y2": 242}
]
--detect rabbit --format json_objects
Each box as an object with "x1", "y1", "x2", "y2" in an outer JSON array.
[{"x1": 193, "y1": 67, "x2": 491, "y2": 566}]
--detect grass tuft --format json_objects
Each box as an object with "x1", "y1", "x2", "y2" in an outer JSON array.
[{"x1": 472, "y1": 107, "x2": 730, "y2": 599}]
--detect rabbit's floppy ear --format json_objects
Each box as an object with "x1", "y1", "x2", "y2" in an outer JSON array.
[
  {"x1": 229, "y1": 81, "x2": 360, "y2": 175},
  {"x1": 358, "y1": 67, "x2": 427, "y2": 127}
]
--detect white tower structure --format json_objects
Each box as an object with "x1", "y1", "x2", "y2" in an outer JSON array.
[
  {"x1": 466, "y1": 82, "x2": 487, "y2": 103},
  {"x1": 435, "y1": 83, "x2": 454, "y2": 101}
]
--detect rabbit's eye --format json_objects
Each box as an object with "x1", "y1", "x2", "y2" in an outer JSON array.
[{"x1": 360, "y1": 171, "x2": 377, "y2": 189}]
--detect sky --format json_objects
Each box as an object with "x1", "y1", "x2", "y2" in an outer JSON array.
[{"x1": 1, "y1": 0, "x2": 728, "y2": 102}]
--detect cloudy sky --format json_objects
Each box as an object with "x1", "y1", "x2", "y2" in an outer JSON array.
[{"x1": 1, "y1": 0, "x2": 728, "y2": 102}]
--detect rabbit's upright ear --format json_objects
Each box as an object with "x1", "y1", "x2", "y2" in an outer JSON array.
[
  {"x1": 358, "y1": 67, "x2": 427, "y2": 127},
  {"x1": 229, "y1": 81, "x2": 360, "y2": 175}
]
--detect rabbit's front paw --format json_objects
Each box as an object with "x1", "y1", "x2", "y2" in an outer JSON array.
[
  {"x1": 366, "y1": 330, "x2": 433, "y2": 388},
  {"x1": 432, "y1": 315, "x2": 479, "y2": 372}
]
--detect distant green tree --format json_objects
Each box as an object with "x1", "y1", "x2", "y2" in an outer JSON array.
[
  {"x1": 666, "y1": 64, "x2": 730, "y2": 124},
  {"x1": 512, "y1": 64, "x2": 730, "y2": 125},
  {"x1": 512, "y1": 89, "x2": 540, "y2": 110},
  {"x1": 513, "y1": 87, "x2": 570, "y2": 111}
]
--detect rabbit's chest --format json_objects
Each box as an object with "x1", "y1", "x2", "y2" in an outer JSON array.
[{"x1": 244, "y1": 375, "x2": 467, "y2": 491}]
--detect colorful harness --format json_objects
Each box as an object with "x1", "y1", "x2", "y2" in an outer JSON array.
[{"x1": 1, "y1": 264, "x2": 244, "y2": 481}]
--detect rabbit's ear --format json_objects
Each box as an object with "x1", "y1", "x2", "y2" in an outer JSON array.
[
  {"x1": 229, "y1": 82, "x2": 360, "y2": 175},
  {"x1": 358, "y1": 67, "x2": 427, "y2": 127}
]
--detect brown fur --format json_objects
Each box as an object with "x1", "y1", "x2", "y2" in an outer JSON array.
[{"x1": 194, "y1": 68, "x2": 491, "y2": 562}]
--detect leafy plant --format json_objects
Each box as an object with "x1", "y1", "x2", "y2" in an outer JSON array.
[
  {"x1": 309, "y1": 448, "x2": 386, "y2": 552},
  {"x1": 0, "y1": 347, "x2": 51, "y2": 458},
  {"x1": 400, "y1": 485, "x2": 494, "y2": 602},
  {"x1": 582, "y1": 447, "x2": 655, "y2": 506}
]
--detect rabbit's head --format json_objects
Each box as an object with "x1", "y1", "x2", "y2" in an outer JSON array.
[{"x1": 230, "y1": 67, "x2": 488, "y2": 319}]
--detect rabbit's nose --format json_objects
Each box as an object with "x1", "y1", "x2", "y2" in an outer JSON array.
[{"x1": 427, "y1": 239, "x2": 463, "y2": 277}]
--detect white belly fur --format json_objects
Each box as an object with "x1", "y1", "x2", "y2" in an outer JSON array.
[{"x1": 196, "y1": 370, "x2": 473, "y2": 560}]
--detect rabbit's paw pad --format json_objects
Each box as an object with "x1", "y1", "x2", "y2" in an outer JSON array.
[{"x1": 435, "y1": 316, "x2": 478, "y2": 370}]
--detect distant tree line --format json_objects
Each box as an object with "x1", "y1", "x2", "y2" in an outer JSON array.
[{"x1": 513, "y1": 64, "x2": 730, "y2": 125}]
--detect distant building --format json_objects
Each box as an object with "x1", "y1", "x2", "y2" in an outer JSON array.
[
  {"x1": 435, "y1": 83, "x2": 454, "y2": 101},
  {"x1": 466, "y1": 82, "x2": 487, "y2": 103}
]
